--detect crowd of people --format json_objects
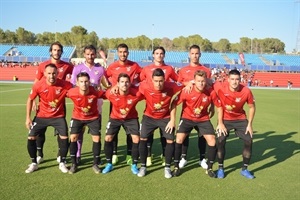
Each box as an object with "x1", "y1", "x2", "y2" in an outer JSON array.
[{"x1": 24, "y1": 42, "x2": 256, "y2": 180}]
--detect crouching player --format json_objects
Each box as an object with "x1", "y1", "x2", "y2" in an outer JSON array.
[
  {"x1": 102, "y1": 73, "x2": 144, "y2": 174},
  {"x1": 172, "y1": 70, "x2": 222, "y2": 178},
  {"x1": 67, "y1": 72, "x2": 105, "y2": 174}
]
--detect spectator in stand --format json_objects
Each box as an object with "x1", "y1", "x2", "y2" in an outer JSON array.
[
  {"x1": 33, "y1": 41, "x2": 74, "y2": 165},
  {"x1": 270, "y1": 79, "x2": 274, "y2": 87}
]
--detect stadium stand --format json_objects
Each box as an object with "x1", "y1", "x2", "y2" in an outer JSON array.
[{"x1": 0, "y1": 44, "x2": 76, "y2": 63}]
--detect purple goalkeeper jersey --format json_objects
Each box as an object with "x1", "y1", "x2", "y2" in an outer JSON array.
[{"x1": 71, "y1": 62, "x2": 105, "y2": 87}]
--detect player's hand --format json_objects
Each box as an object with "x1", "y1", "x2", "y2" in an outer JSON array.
[
  {"x1": 25, "y1": 118, "x2": 32, "y2": 130},
  {"x1": 245, "y1": 125, "x2": 253, "y2": 138},
  {"x1": 216, "y1": 124, "x2": 227, "y2": 137},
  {"x1": 165, "y1": 121, "x2": 175, "y2": 134},
  {"x1": 183, "y1": 82, "x2": 193, "y2": 94},
  {"x1": 110, "y1": 85, "x2": 119, "y2": 94}
]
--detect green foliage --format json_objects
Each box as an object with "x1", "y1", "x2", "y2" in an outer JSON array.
[{"x1": 0, "y1": 83, "x2": 299, "y2": 199}]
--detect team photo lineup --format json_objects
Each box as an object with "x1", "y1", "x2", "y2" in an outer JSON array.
[{"x1": 24, "y1": 42, "x2": 256, "y2": 179}]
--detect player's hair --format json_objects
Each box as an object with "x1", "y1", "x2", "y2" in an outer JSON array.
[
  {"x1": 189, "y1": 44, "x2": 200, "y2": 51},
  {"x1": 152, "y1": 68, "x2": 165, "y2": 78},
  {"x1": 45, "y1": 63, "x2": 57, "y2": 70},
  {"x1": 117, "y1": 43, "x2": 129, "y2": 51},
  {"x1": 84, "y1": 45, "x2": 97, "y2": 53},
  {"x1": 49, "y1": 41, "x2": 63, "y2": 53},
  {"x1": 152, "y1": 46, "x2": 165, "y2": 54},
  {"x1": 194, "y1": 70, "x2": 207, "y2": 78},
  {"x1": 77, "y1": 72, "x2": 90, "y2": 80},
  {"x1": 229, "y1": 69, "x2": 241, "y2": 76},
  {"x1": 118, "y1": 73, "x2": 130, "y2": 82}
]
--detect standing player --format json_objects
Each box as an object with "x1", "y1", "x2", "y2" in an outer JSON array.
[
  {"x1": 25, "y1": 64, "x2": 72, "y2": 173},
  {"x1": 137, "y1": 68, "x2": 183, "y2": 178},
  {"x1": 214, "y1": 69, "x2": 256, "y2": 179},
  {"x1": 102, "y1": 73, "x2": 143, "y2": 175},
  {"x1": 67, "y1": 72, "x2": 105, "y2": 174},
  {"x1": 70, "y1": 45, "x2": 109, "y2": 165},
  {"x1": 34, "y1": 41, "x2": 73, "y2": 164},
  {"x1": 140, "y1": 46, "x2": 178, "y2": 166},
  {"x1": 177, "y1": 44, "x2": 213, "y2": 170},
  {"x1": 171, "y1": 70, "x2": 221, "y2": 178},
  {"x1": 106, "y1": 43, "x2": 142, "y2": 165}
]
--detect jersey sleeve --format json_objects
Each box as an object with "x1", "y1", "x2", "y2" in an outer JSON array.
[{"x1": 35, "y1": 65, "x2": 44, "y2": 80}]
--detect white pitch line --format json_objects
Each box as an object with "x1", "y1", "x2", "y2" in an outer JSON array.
[{"x1": 0, "y1": 88, "x2": 31, "y2": 93}]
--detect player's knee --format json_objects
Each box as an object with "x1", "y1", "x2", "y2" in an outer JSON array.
[{"x1": 105, "y1": 135, "x2": 114, "y2": 142}]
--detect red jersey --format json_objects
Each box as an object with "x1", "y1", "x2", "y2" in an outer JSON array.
[
  {"x1": 178, "y1": 64, "x2": 211, "y2": 83},
  {"x1": 140, "y1": 63, "x2": 178, "y2": 83},
  {"x1": 213, "y1": 82, "x2": 255, "y2": 120},
  {"x1": 173, "y1": 87, "x2": 220, "y2": 122},
  {"x1": 106, "y1": 60, "x2": 142, "y2": 86},
  {"x1": 29, "y1": 79, "x2": 73, "y2": 118},
  {"x1": 35, "y1": 60, "x2": 74, "y2": 81},
  {"x1": 106, "y1": 88, "x2": 144, "y2": 119},
  {"x1": 67, "y1": 86, "x2": 105, "y2": 120},
  {"x1": 139, "y1": 81, "x2": 183, "y2": 119}
]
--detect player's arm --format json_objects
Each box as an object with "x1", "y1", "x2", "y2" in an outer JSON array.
[
  {"x1": 100, "y1": 75, "x2": 111, "y2": 89},
  {"x1": 165, "y1": 99, "x2": 177, "y2": 134},
  {"x1": 246, "y1": 103, "x2": 256, "y2": 138},
  {"x1": 25, "y1": 97, "x2": 34, "y2": 130},
  {"x1": 215, "y1": 106, "x2": 227, "y2": 137}
]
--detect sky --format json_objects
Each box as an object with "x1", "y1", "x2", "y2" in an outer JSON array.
[{"x1": 1, "y1": 0, "x2": 300, "y2": 53}]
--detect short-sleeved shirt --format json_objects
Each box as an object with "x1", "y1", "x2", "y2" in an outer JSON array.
[
  {"x1": 138, "y1": 81, "x2": 183, "y2": 119},
  {"x1": 29, "y1": 79, "x2": 73, "y2": 118},
  {"x1": 213, "y1": 81, "x2": 255, "y2": 120},
  {"x1": 178, "y1": 64, "x2": 211, "y2": 83},
  {"x1": 67, "y1": 86, "x2": 105, "y2": 120},
  {"x1": 36, "y1": 60, "x2": 73, "y2": 81},
  {"x1": 71, "y1": 63, "x2": 106, "y2": 87},
  {"x1": 106, "y1": 60, "x2": 142, "y2": 86},
  {"x1": 173, "y1": 86, "x2": 220, "y2": 122},
  {"x1": 140, "y1": 63, "x2": 178, "y2": 83},
  {"x1": 106, "y1": 87, "x2": 144, "y2": 119}
]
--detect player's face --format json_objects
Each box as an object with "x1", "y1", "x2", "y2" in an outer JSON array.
[
  {"x1": 194, "y1": 75, "x2": 206, "y2": 91},
  {"x1": 50, "y1": 45, "x2": 62, "y2": 60},
  {"x1": 84, "y1": 49, "x2": 96, "y2": 65},
  {"x1": 152, "y1": 76, "x2": 165, "y2": 90},
  {"x1": 44, "y1": 67, "x2": 57, "y2": 85},
  {"x1": 228, "y1": 74, "x2": 241, "y2": 91},
  {"x1": 118, "y1": 47, "x2": 129, "y2": 62},
  {"x1": 189, "y1": 48, "x2": 200, "y2": 64},
  {"x1": 77, "y1": 76, "x2": 90, "y2": 91},
  {"x1": 118, "y1": 77, "x2": 130, "y2": 92},
  {"x1": 153, "y1": 49, "x2": 165, "y2": 63}
]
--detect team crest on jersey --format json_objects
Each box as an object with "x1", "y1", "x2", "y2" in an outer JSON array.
[
  {"x1": 235, "y1": 98, "x2": 241, "y2": 102},
  {"x1": 126, "y1": 66, "x2": 131, "y2": 72},
  {"x1": 194, "y1": 106, "x2": 203, "y2": 115},
  {"x1": 88, "y1": 98, "x2": 93, "y2": 103},
  {"x1": 127, "y1": 99, "x2": 133, "y2": 104},
  {"x1": 58, "y1": 68, "x2": 64, "y2": 72},
  {"x1": 95, "y1": 70, "x2": 99, "y2": 75},
  {"x1": 162, "y1": 93, "x2": 167, "y2": 97},
  {"x1": 202, "y1": 97, "x2": 207, "y2": 102},
  {"x1": 120, "y1": 108, "x2": 129, "y2": 116},
  {"x1": 154, "y1": 101, "x2": 164, "y2": 110},
  {"x1": 56, "y1": 89, "x2": 61, "y2": 94}
]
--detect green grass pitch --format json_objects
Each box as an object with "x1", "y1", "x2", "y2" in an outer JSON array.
[{"x1": 0, "y1": 83, "x2": 299, "y2": 199}]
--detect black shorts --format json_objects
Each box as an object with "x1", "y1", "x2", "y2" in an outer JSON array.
[
  {"x1": 177, "y1": 118, "x2": 215, "y2": 136},
  {"x1": 70, "y1": 118, "x2": 101, "y2": 136},
  {"x1": 140, "y1": 115, "x2": 175, "y2": 140},
  {"x1": 28, "y1": 117, "x2": 68, "y2": 137},
  {"x1": 222, "y1": 119, "x2": 252, "y2": 141},
  {"x1": 105, "y1": 118, "x2": 139, "y2": 136}
]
